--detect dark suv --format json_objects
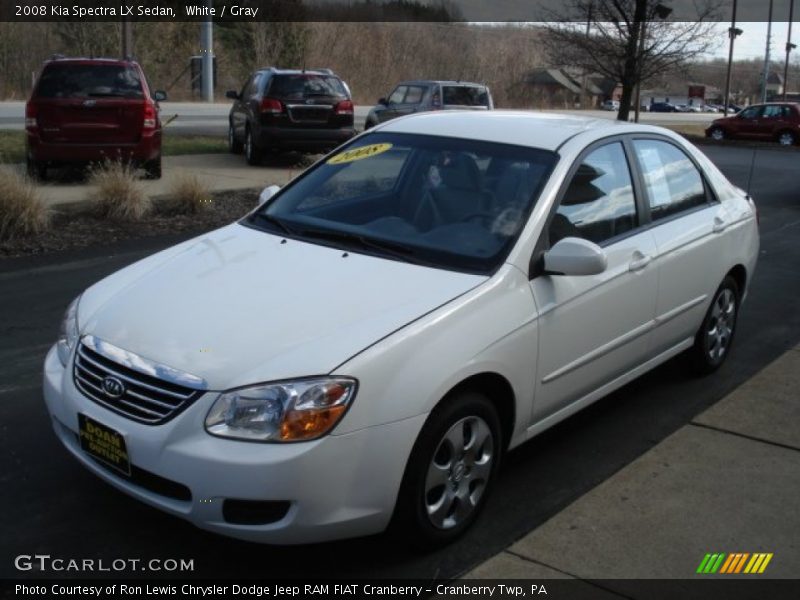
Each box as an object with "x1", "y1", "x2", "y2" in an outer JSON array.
[
  {"x1": 365, "y1": 80, "x2": 493, "y2": 129},
  {"x1": 706, "y1": 102, "x2": 800, "y2": 146},
  {"x1": 226, "y1": 68, "x2": 355, "y2": 164},
  {"x1": 25, "y1": 57, "x2": 166, "y2": 180}
]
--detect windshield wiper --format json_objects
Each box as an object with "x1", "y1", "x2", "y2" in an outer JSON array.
[
  {"x1": 252, "y1": 212, "x2": 297, "y2": 236},
  {"x1": 299, "y1": 228, "x2": 435, "y2": 267}
]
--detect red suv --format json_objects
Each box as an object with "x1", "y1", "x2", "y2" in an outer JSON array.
[
  {"x1": 706, "y1": 102, "x2": 800, "y2": 146},
  {"x1": 25, "y1": 57, "x2": 166, "y2": 180}
]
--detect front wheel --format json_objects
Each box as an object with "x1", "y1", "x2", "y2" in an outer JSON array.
[
  {"x1": 229, "y1": 122, "x2": 243, "y2": 154},
  {"x1": 689, "y1": 276, "x2": 739, "y2": 374},
  {"x1": 709, "y1": 127, "x2": 725, "y2": 141},
  {"x1": 777, "y1": 131, "x2": 796, "y2": 146},
  {"x1": 392, "y1": 391, "x2": 502, "y2": 547}
]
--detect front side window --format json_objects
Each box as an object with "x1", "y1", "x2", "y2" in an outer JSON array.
[
  {"x1": 632, "y1": 140, "x2": 708, "y2": 221},
  {"x1": 551, "y1": 142, "x2": 637, "y2": 246},
  {"x1": 403, "y1": 86, "x2": 426, "y2": 104},
  {"x1": 387, "y1": 86, "x2": 408, "y2": 104},
  {"x1": 36, "y1": 64, "x2": 143, "y2": 99},
  {"x1": 739, "y1": 106, "x2": 762, "y2": 119},
  {"x1": 249, "y1": 133, "x2": 558, "y2": 273}
]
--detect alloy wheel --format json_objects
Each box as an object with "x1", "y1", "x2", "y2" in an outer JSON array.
[{"x1": 704, "y1": 288, "x2": 736, "y2": 363}]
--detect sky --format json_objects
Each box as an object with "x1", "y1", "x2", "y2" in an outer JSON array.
[{"x1": 716, "y1": 21, "x2": 800, "y2": 60}]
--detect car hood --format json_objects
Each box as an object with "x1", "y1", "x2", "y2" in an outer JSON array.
[{"x1": 79, "y1": 224, "x2": 485, "y2": 390}]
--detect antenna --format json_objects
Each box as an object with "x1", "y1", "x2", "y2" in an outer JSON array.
[{"x1": 745, "y1": 147, "x2": 758, "y2": 197}]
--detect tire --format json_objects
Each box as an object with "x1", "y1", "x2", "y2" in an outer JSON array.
[
  {"x1": 244, "y1": 126, "x2": 262, "y2": 166},
  {"x1": 689, "y1": 276, "x2": 740, "y2": 375},
  {"x1": 391, "y1": 390, "x2": 502, "y2": 547},
  {"x1": 709, "y1": 127, "x2": 725, "y2": 141},
  {"x1": 26, "y1": 157, "x2": 46, "y2": 181},
  {"x1": 777, "y1": 131, "x2": 796, "y2": 146},
  {"x1": 364, "y1": 118, "x2": 377, "y2": 130},
  {"x1": 143, "y1": 155, "x2": 162, "y2": 179},
  {"x1": 229, "y1": 122, "x2": 243, "y2": 154}
]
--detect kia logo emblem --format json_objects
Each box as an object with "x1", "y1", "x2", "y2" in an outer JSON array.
[
  {"x1": 102, "y1": 376, "x2": 126, "y2": 399},
  {"x1": 82, "y1": 99, "x2": 96, "y2": 107}
]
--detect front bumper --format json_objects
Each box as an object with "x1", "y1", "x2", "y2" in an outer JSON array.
[{"x1": 43, "y1": 345, "x2": 424, "y2": 544}]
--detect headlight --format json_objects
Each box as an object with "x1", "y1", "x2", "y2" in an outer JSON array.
[
  {"x1": 205, "y1": 377, "x2": 357, "y2": 442},
  {"x1": 56, "y1": 295, "x2": 81, "y2": 367}
]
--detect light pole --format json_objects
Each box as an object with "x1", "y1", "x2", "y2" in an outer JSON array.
[
  {"x1": 121, "y1": 18, "x2": 133, "y2": 58},
  {"x1": 581, "y1": 1, "x2": 593, "y2": 110},
  {"x1": 761, "y1": 0, "x2": 774, "y2": 103},
  {"x1": 634, "y1": 3, "x2": 672, "y2": 123},
  {"x1": 783, "y1": 0, "x2": 796, "y2": 101},
  {"x1": 201, "y1": 0, "x2": 214, "y2": 102},
  {"x1": 722, "y1": 0, "x2": 742, "y2": 116}
]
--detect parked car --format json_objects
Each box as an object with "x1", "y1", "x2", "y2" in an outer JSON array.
[
  {"x1": 703, "y1": 104, "x2": 719, "y2": 113},
  {"x1": 44, "y1": 111, "x2": 758, "y2": 546},
  {"x1": 225, "y1": 68, "x2": 356, "y2": 165},
  {"x1": 649, "y1": 102, "x2": 678, "y2": 113},
  {"x1": 364, "y1": 80, "x2": 492, "y2": 128},
  {"x1": 25, "y1": 56, "x2": 166, "y2": 180},
  {"x1": 602, "y1": 99, "x2": 620, "y2": 111},
  {"x1": 706, "y1": 102, "x2": 800, "y2": 146}
]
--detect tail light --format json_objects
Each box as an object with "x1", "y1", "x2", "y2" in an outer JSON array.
[
  {"x1": 25, "y1": 103, "x2": 37, "y2": 130},
  {"x1": 334, "y1": 100, "x2": 354, "y2": 115},
  {"x1": 143, "y1": 102, "x2": 157, "y2": 129},
  {"x1": 260, "y1": 98, "x2": 284, "y2": 114}
]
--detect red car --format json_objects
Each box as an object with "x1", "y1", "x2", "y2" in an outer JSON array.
[
  {"x1": 25, "y1": 57, "x2": 166, "y2": 180},
  {"x1": 706, "y1": 102, "x2": 800, "y2": 146}
]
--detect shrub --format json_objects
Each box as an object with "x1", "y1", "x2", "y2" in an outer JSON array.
[
  {"x1": 89, "y1": 161, "x2": 150, "y2": 221},
  {"x1": 163, "y1": 171, "x2": 212, "y2": 215},
  {"x1": 0, "y1": 167, "x2": 50, "y2": 241}
]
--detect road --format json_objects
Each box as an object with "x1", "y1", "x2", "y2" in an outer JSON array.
[
  {"x1": 0, "y1": 100, "x2": 718, "y2": 136},
  {"x1": 1, "y1": 145, "x2": 798, "y2": 581}
]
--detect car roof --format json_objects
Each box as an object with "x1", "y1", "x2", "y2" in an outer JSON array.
[
  {"x1": 43, "y1": 57, "x2": 139, "y2": 66},
  {"x1": 398, "y1": 80, "x2": 487, "y2": 87},
  {"x1": 256, "y1": 68, "x2": 339, "y2": 77},
  {"x1": 376, "y1": 110, "x2": 670, "y2": 152}
]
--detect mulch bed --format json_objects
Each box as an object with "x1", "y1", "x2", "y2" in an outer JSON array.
[{"x1": 1, "y1": 189, "x2": 259, "y2": 259}]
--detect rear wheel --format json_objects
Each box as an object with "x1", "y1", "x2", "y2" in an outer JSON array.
[
  {"x1": 777, "y1": 131, "x2": 796, "y2": 146},
  {"x1": 143, "y1": 155, "x2": 162, "y2": 179},
  {"x1": 709, "y1": 127, "x2": 725, "y2": 141},
  {"x1": 229, "y1": 122, "x2": 243, "y2": 154},
  {"x1": 26, "y1": 158, "x2": 46, "y2": 181},
  {"x1": 245, "y1": 126, "x2": 262, "y2": 166},
  {"x1": 392, "y1": 390, "x2": 501, "y2": 547},
  {"x1": 689, "y1": 276, "x2": 739, "y2": 374}
]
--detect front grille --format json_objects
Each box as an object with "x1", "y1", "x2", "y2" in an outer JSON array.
[
  {"x1": 288, "y1": 105, "x2": 332, "y2": 123},
  {"x1": 73, "y1": 343, "x2": 204, "y2": 425}
]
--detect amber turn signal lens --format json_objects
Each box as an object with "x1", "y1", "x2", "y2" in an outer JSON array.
[{"x1": 280, "y1": 405, "x2": 347, "y2": 441}]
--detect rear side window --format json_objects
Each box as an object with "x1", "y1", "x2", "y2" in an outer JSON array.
[
  {"x1": 442, "y1": 86, "x2": 490, "y2": 107},
  {"x1": 36, "y1": 64, "x2": 143, "y2": 99},
  {"x1": 267, "y1": 75, "x2": 346, "y2": 99},
  {"x1": 632, "y1": 140, "x2": 708, "y2": 221},
  {"x1": 553, "y1": 142, "x2": 637, "y2": 245}
]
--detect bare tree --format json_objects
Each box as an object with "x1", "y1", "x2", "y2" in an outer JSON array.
[{"x1": 544, "y1": 0, "x2": 721, "y2": 121}]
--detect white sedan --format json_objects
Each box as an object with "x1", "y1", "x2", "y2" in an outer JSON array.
[{"x1": 44, "y1": 111, "x2": 759, "y2": 546}]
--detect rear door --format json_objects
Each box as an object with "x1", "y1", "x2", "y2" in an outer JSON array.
[
  {"x1": 755, "y1": 104, "x2": 790, "y2": 139},
  {"x1": 630, "y1": 137, "x2": 730, "y2": 355},
  {"x1": 33, "y1": 63, "x2": 145, "y2": 144},
  {"x1": 530, "y1": 140, "x2": 658, "y2": 422}
]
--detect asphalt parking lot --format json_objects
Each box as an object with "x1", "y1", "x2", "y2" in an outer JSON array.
[{"x1": 1, "y1": 144, "x2": 798, "y2": 581}]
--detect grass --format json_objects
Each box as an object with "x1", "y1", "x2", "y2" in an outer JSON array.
[
  {"x1": 0, "y1": 166, "x2": 50, "y2": 240},
  {"x1": 162, "y1": 171, "x2": 213, "y2": 215},
  {"x1": 88, "y1": 161, "x2": 150, "y2": 221},
  {"x1": 0, "y1": 131, "x2": 227, "y2": 165}
]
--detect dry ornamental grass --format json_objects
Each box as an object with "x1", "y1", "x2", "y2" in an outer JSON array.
[
  {"x1": 88, "y1": 161, "x2": 150, "y2": 221},
  {"x1": 0, "y1": 166, "x2": 50, "y2": 241},
  {"x1": 165, "y1": 171, "x2": 213, "y2": 215}
]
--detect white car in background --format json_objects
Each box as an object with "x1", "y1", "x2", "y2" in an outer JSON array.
[
  {"x1": 44, "y1": 111, "x2": 759, "y2": 546},
  {"x1": 602, "y1": 99, "x2": 620, "y2": 111}
]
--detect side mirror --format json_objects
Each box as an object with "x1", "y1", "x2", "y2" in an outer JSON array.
[
  {"x1": 258, "y1": 184, "x2": 281, "y2": 207},
  {"x1": 225, "y1": 90, "x2": 240, "y2": 100},
  {"x1": 544, "y1": 237, "x2": 607, "y2": 276},
  {"x1": 378, "y1": 97, "x2": 387, "y2": 105},
  {"x1": 153, "y1": 90, "x2": 167, "y2": 102}
]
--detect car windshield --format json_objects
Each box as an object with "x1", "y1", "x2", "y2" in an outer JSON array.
[
  {"x1": 248, "y1": 133, "x2": 557, "y2": 274},
  {"x1": 36, "y1": 64, "x2": 144, "y2": 99},
  {"x1": 268, "y1": 74, "x2": 346, "y2": 99}
]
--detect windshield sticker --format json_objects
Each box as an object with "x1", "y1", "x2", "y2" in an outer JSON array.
[{"x1": 328, "y1": 143, "x2": 393, "y2": 165}]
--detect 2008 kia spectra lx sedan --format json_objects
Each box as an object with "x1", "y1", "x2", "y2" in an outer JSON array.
[{"x1": 43, "y1": 111, "x2": 759, "y2": 546}]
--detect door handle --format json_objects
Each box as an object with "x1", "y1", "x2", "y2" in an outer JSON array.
[
  {"x1": 628, "y1": 252, "x2": 651, "y2": 272},
  {"x1": 712, "y1": 216, "x2": 728, "y2": 233}
]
